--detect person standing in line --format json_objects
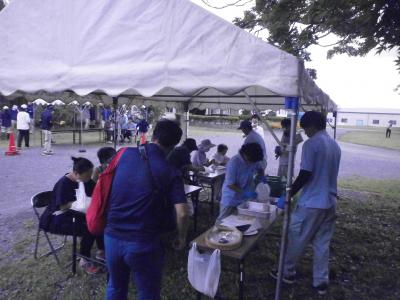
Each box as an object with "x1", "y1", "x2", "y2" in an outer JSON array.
[
  {"x1": 136, "y1": 117, "x2": 149, "y2": 145},
  {"x1": 10, "y1": 105, "x2": 18, "y2": 131},
  {"x1": 83, "y1": 105, "x2": 91, "y2": 129},
  {"x1": 1, "y1": 106, "x2": 11, "y2": 140},
  {"x1": 251, "y1": 114, "x2": 265, "y2": 138},
  {"x1": 238, "y1": 119, "x2": 267, "y2": 172},
  {"x1": 27, "y1": 102, "x2": 35, "y2": 134},
  {"x1": 104, "y1": 119, "x2": 189, "y2": 300},
  {"x1": 386, "y1": 122, "x2": 392, "y2": 138},
  {"x1": 16, "y1": 104, "x2": 31, "y2": 149},
  {"x1": 275, "y1": 118, "x2": 303, "y2": 178},
  {"x1": 41, "y1": 105, "x2": 54, "y2": 155},
  {"x1": 269, "y1": 111, "x2": 341, "y2": 296}
]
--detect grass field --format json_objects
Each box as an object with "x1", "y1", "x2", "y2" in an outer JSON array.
[
  {"x1": 339, "y1": 130, "x2": 400, "y2": 150},
  {"x1": 1, "y1": 177, "x2": 400, "y2": 299}
]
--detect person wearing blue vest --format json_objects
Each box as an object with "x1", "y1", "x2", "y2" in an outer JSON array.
[
  {"x1": 104, "y1": 119, "x2": 189, "y2": 300},
  {"x1": 1, "y1": 106, "x2": 12, "y2": 140},
  {"x1": 41, "y1": 105, "x2": 54, "y2": 155},
  {"x1": 269, "y1": 111, "x2": 341, "y2": 295},
  {"x1": 101, "y1": 106, "x2": 111, "y2": 128},
  {"x1": 10, "y1": 105, "x2": 18, "y2": 130}
]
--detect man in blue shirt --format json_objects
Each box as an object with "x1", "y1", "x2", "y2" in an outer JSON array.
[
  {"x1": 40, "y1": 105, "x2": 54, "y2": 155},
  {"x1": 216, "y1": 142, "x2": 264, "y2": 223},
  {"x1": 238, "y1": 120, "x2": 267, "y2": 171},
  {"x1": 1, "y1": 106, "x2": 12, "y2": 140},
  {"x1": 101, "y1": 106, "x2": 111, "y2": 128},
  {"x1": 104, "y1": 119, "x2": 189, "y2": 300},
  {"x1": 270, "y1": 111, "x2": 341, "y2": 295}
]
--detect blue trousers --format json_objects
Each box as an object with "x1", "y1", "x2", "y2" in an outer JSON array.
[
  {"x1": 283, "y1": 205, "x2": 336, "y2": 287},
  {"x1": 105, "y1": 234, "x2": 164, "y2": 300}
]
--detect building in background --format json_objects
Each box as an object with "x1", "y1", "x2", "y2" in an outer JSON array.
[{"x1": 328, "y1": 108, "x2": 400, "y2": 127}]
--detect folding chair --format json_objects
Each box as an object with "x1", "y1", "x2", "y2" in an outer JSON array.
[{"x1": 31, "y1": 191, "x2": 67, "y2": 266}]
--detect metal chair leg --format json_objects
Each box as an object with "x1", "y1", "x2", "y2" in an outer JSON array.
[
  {"x1": 43, "y1": 231, "x2": 61, "y2": 266},
  {"x1": 33, "y1": 226, "x2": 41, "y2": 259}
]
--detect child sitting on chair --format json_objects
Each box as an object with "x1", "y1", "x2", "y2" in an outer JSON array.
[
  {"x1": 212, "y1": 144, "x2": 230, "y2": 166},
  {"x1": 92, "y1": 147, "x2": 117, "y2": 182},
  {"x1": 39, "y1": 157, "x2": 104, "y2": 274}
]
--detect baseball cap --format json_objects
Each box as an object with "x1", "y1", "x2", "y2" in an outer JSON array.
[
  {"x1": 237, "y1": 120, "x2": 252, "y2": 130},
  {"x1": 21, "y1": 104, "x2": 27, "y2": 109}
]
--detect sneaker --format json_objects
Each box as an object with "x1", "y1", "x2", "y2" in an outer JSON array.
[
  {"x1": 314, "y1": 283, "x2": 328, "y2": 295},
  {"x1": 95, "y1": 250, "x2": 105, "y2": 262},
  {"x1": 79, "y1": 259, "x2": 100, "y2": 275},
  {"x1": 269, "y1": 270, "x2": 296, "y2": 284}
]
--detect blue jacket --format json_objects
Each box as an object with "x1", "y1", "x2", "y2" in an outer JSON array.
[
  {"x1": 27, "y1": 104, "x2": 34, "y2": 118},
  {"x1": 40, "y1": 110, "x2": 53, "y2": 130},
  {"x1": 11, "y1": 109, "x2": 18, "y2": 121},
  {"x1": 1, "y1": 110, "x2": 11, "y2": 127}
]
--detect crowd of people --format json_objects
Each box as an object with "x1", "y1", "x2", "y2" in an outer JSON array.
[{"x1": 34, "y1": 110, "x2": 341, "y2": 299}]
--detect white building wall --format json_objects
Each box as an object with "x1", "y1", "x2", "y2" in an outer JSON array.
[{"x1": 328, "y1": 111, "x2": 400, "y2": 127}]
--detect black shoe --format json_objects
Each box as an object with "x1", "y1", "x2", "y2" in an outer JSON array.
[
  {"x1": 269, "y1": 270, "x2": 295, "y2": 284},
  {"x1": 314, "y1": 283, "x2": 328, "y2": 295}
]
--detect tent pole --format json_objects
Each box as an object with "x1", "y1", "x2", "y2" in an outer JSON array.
[
  {"x1": 113, "y1": 97, "x2": 118, "y2": 150},
  {"x1": 275, "y1": 97, "x2": 300, "y2": 300},
  {"x1": 333, "y1": 111, "x2": 337, "y2": 140}
]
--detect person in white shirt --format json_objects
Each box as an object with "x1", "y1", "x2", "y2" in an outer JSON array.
[
  {"x1": 238, "y1": 120, "x2": 267, "y2": 171},
  {"x1": 212, "y1": 144, "x2": 230, "y2": 166},
  {"x1": 251, "y1": 114, "x2": 265, "y2": 138},
  {"x1": 17, "y1": 104, "x2": 31, "y2": 148},
  {"x1": 269, "y1": 111, "x2": 341, "y2": 295},
  {"x1": 275, "y1": 118, "x2": 303, "y2": 177}
]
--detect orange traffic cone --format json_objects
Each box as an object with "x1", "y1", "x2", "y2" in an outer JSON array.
[
  {"x1": 140, "y1": 133, "x2": 147, "y2": 145},
  {"x1": 5, "y1": 132, "x2": 19, "y2": 156}
]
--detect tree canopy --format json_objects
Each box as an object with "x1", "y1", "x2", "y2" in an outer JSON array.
[{"x1": 233, "y1": 0, "x2": 400, "y2": 78}]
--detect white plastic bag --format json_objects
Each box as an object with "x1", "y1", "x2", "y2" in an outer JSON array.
[
  {"x1": 71, "y1": 181, "x2": 92, "y2": 213},
  {"x1": 188, "y1": 243, "x2": 221, "y2": 298},
  {"x1": 256, "y1": 182, "x2": 271, "y2": 202}
]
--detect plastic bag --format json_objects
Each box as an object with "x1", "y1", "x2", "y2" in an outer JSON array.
[
  {"x1": 188, "y1": 243, "x2": 221, "y2": 298},
  {"x1": 71, "y1": 181, "x2": 92, "y2": 213},
  {"x1": 256, "y1": 182, "x2": 271, "y2": 202}
]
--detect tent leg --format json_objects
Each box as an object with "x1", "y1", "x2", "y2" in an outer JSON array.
[
  {"x1": 274, "y1": 98, "x2": 299, "y2": 300},
  {"x1": 113, "y1": 97, "x2": 118, "y2": 150},
  {"x1": 333, "y1": 111, "x2": 337, "y2": 140},
  {"x1": 181, "y1": 103, "x2": 189, "y2": 141}
]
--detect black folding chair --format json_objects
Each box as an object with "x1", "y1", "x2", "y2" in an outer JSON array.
[{"x1": 31, "y1": 191, "x2": 67, "y2": 266}]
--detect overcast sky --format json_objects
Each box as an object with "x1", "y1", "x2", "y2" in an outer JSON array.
[{"x1": 191, "y1": 0, "x2": 400, "y2": 110}]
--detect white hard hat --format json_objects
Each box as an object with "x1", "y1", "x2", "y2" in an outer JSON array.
[
  {"x1": 3, "y1": 106, "x2": 9, "y2": 110},
  {"x1": 12, "y1": 105, "x2": 18, "y2": 110},
  {"x1": 21, "y1": 104, "x2": 28, "y2": 109}
]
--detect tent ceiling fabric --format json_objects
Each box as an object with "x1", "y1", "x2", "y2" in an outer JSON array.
[{"x1": 0, "y1": 0, "x2": 336, "y2": 111}]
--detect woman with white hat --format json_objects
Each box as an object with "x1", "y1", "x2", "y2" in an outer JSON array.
[{"x1": 192, "y1": 139, "x2": 216, "y2": 168}]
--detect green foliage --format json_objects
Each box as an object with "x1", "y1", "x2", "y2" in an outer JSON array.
[{"x1": 234, "y1": 0, "x2": 400, "y2": 74}]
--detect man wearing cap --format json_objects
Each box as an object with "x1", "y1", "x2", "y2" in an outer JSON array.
[
  {"x1": 17, "y1": 104, "x2": 31, "y2": 148},
  {"x1": 238, "y1": 120, "x2": 267, "y2": 171},
  {"x1": 1, "y1": 106, "x2": 11, "y2": 140},
  {"x1": 11, "y1": 105, "x2": 18, "y2": 131},
  {"x1": 41, "y1": 105, "x2": 54, "y2": 155},
  {"x1": 192, "y1": 139, "x2": 216, "y2": 168}
]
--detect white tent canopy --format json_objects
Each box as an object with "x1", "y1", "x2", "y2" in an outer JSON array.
[{"x1": 0, "y1": 0, "x2": 336, "y2": 111}]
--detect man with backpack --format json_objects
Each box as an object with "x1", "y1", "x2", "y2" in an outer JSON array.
[{"x1": 103, "y1": 119, "x2": 189, "y2": 300}]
